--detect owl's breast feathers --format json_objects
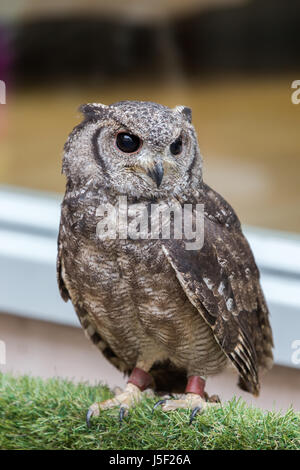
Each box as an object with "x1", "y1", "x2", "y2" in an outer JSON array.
[{"x1": 57, "y1": 182, "x2": 273, "y2": 395}]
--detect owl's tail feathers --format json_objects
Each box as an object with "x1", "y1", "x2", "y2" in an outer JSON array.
[
  {"x1": 237, "y1": 375, "x2": 260, "y2": 397},
  {"x1": 255, "y1": 286, "x2": 274, "y2": 374},
  {"x1": 237, "y1": 352, "x2": 273, "y2": 397}
]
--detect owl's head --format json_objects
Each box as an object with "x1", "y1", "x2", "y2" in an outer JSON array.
[{"x1": 63, "y1": 100, "x2": 202, "y2": 199}]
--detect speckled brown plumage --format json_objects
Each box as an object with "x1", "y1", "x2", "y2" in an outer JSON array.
[{"x1": 57, "y1": 100, "x2": 273, "y2": 396}]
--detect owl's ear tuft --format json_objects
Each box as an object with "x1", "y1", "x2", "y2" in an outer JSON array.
[
  {"x1": 79, "y1": 103, "x2": 108, "y2": 119},
  {"x1": 173, "y1": 105, "x2": 192, "y2": 123}
]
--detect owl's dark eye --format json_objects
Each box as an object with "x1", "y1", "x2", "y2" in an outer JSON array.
[
  {"x1": 116, "y1": 132, "x2": 141, "y2": 153},
  {"x1": 170, "y1": 136, "x2": 182, "y2": 155}
]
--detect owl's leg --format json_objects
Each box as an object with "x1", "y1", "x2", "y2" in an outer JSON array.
[
  {"x1": 86, "y1": 365, "x2": 154, "y2": 427},
  {"x1": 153, "y1": 376, "x2": 220, "y2": 424}
]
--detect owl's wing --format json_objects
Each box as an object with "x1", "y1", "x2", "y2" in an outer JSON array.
[
  {"x1": 57, "y1": 220, "x2": 70, "y2": 302},
  {"x1": 162, "y1": 183, "x2": 273, "y2": 395}
]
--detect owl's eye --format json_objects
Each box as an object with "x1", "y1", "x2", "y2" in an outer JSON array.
[
  {"x1": 170, "y1": 136, "x2": 182, "y2": 155},
  {"x1": 116, "y1": 132, "x2": 141, "y2": 153}
]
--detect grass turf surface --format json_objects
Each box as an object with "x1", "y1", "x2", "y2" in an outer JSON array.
[{"x1": 0, "y1": 373, "x2": 299, "y2": 450}]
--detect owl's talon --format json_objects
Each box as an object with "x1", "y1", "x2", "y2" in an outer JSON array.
[
  {"x1": 152, "y1": 399, "x2": 167, "y2": 413},
  {"x1": 119, "y1": 406, "x2": 128, "y2": 423},
  {"x1": 208, "y1": 394, "x2": 221, "y2": 403},
  {"x1": 189, "y1": 406, "x2": 202, "y2": 425},
  {"x1": 86, "y1": 409, "x2": 94, "y2": 428}
]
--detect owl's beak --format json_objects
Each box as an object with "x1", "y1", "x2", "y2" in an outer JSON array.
[{"x1": 147, "y1": 162, "x2": 164, "y2": 188}]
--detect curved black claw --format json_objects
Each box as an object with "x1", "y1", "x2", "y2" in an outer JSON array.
[
  {"x1": 152, "y1": 399, "x2": 167, "y2": 413},
  {"x1": 86, "y1": 409, "x2": 94, "y2": 428},
  {"x1": 119, "y1": 406, "x2": 127, "y2": 424},
  {"x1": 189, "y1": 406, "x2": 202, "y2": 425}
]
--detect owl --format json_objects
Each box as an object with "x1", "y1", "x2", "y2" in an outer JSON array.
[{"x1": 57, "y1": 100, "x2": 273, "y2": 426}]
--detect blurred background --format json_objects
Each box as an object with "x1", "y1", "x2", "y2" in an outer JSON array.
[{"x1": 0, "y1": 0, "x2": 299, "y2": 411}]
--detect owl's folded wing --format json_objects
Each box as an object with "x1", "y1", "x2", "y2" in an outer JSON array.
[{"x1": 162, "y1": 184, "x2": 273, "y2": 395}]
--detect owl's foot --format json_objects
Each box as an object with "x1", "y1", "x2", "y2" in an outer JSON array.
[
  {"x1": 86, "y1": 383, "x2": 143, "y2": 427},
  {"x1": 153, "y1": 375, "x2": 221, "y2": 424},
  {"x1": 86, "y1": 367, "x2": 154, "y2": 427},
  {"x1": 153, "y1": 392, "x2": 220, "y2": 424}
]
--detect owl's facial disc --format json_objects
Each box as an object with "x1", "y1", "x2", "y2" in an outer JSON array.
[
  {"x1": 111, "y1": 129, "x2": 187, "y2": 191},
  {"x1": 145, "y1": 134, "x2": 183, "y2": 187},
  {"x1": 114, "y1": 131, "x2": 168, "y2": 188}
]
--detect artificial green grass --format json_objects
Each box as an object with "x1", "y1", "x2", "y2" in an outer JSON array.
[{"x1": 0, "y1": 372, "x2": 299, "y2": 450}]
